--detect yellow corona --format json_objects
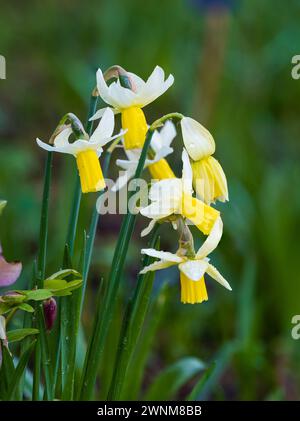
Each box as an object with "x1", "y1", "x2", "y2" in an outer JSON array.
[
  {"x1": 121, "y1": 106, "x2": 148, "y2": 149},
  {"x1": 76, "y1": 150, "x2": 106, "y2": 193}
]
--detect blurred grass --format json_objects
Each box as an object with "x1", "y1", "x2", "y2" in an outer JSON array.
[{"x1": 1, "y1": 0, "x2": 300, "y2": 400}]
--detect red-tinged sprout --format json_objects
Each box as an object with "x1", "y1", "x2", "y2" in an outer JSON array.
[{"x1": 43, "y1": 297, "x2": 57, "y2": 331}]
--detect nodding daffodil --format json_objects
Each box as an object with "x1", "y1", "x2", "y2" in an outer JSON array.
[
  {"x1": 37, "y1": 108, "x2": 124, "y2": 194},
  {"x1": 140, "y1": 217, "x2": 231, "y2": 304},
  {"x1": 91, "y1": 66, "x2": 174, "y2": 150},
  {"x1": 181, "y1": 117, "x2": 228, "y2": 205},
  {"x1": 112, "y1": 121, "x2": 176, "y2": 192},
  {"x1": 140, "y1": 149, "x2": 220, "y2": 236}
]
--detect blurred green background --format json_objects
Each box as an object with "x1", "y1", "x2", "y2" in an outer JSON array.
[{"x1": 1, "y1": 0, "x2": 300, "y2": 400}]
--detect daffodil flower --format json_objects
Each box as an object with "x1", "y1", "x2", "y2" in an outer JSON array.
[
  {"x1": 181, "y1": 117, "x2": 228, "y2": 205},
  {"x1": 140, "y1": 217, "x2": 231, "y2": 304},
  {"x1": 112, "y1": 121, "x2": 176, "y2": 192},
  {"x1": 91, "y1": 66, "x2": 174, "y2": 150},
  {"x1": 140, "y1": 149, "x2": 220, "y2": 236},
  {"x1": 37, "y1": 108, "x2": 124, "y2": 194}
]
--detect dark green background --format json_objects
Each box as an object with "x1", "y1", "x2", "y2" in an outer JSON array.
[{"x1": 1, "y1": 0, "x2": 300, "y2": 400}]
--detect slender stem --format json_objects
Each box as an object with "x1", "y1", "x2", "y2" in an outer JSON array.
[
  {"x1": 37, "y1": 152, "x2": 53, "y2": 287},
  {"x1": 33, "y1": 151, "x2": 53, "y2": 400},
  {"x1": 81, "y1": 151, "x2": 111, "y2": 302},
  {"x1": 59, "y1": 94, "x2": 98, "y2": 400},
  {"x1": 65, "y1": 95, "x2": 98, "y2": 254},
  {"x1": 107, "y1": 225, "x2": 160, "y2": 400},
  {"x1": 79, "y1": 129, "x2": 154, "y2": 400},
  {"x1": 32, "y1": 341, "x2": 41, "y2": 401}
]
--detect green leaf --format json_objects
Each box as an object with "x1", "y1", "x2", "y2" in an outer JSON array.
[
  {"x1": 0, "y1": 345, "x2": 15, "y2": 398},
  {"x1": 24, "y1": 289, "x2": 53, "y2": 301},
  {"x1": 144, "y1": 357, "x2": 206, "y2": 401},
  {"x1": 5, "y1": 340, "x2": 36, "y2": 400},
  {"x1": 195, "y1": 342, "x2": 238, "y2": 400},
  {"x1": 45, "y1": 279, "x2": 83, "y2": 297},
  {"x1": 18, "y1": 303, "x2": 35, "y2": 313},
  {"x1": 2, "y1": 294, "x2": 25, "y2": 304},
  {"x1": 187, "y1": 363, "x2": 216, "y2": 401},
  {"x1": 108, "y1": 228, "x2": 160, "y2": 400},
  {"x1": 0, "y1": 200, "x2": 7, "y2": 215},
  {"x1": 46, "y1": 268, "x2": 81, "y2": 281},
  {"x1": 122, "y1": 285, "x2": 168, "y2": 400},
  {"x1": 0, "y1": 302, "x2": 15, "y2": 315},
  {"x1": 7, "y1": 328, "x2": 39, "y2": 343}
]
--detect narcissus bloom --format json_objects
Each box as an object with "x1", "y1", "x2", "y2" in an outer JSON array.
[
  {"x1": 37, "y1": 108, "x2": 124, "y2": 194},
  {"x1": 91, "y1": 66, "x2": 174, "y2": 150},
  {"x1": 140, "y1": 217, "x2": 231, "y2": 304},
  {"x1": 113, "y1": 121, "x2": 176, "y2": 191},
  {"x1": 181, "y1": 117, "x2": 228, "y2": 205},
  {"x1": 140, "y1": 149, "x2": 220, "y2": 236}
]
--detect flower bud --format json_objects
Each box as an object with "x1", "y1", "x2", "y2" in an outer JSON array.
[
  {"x1": 43, "y1": 298, "x2": 57, "y2": 331},
  {"x1": 181, "y1": 117, "x2": 215, "y2": 161}
]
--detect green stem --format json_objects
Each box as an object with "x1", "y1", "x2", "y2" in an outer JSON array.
[
  {"x1": 37, "y1": 152, "x2": 53, "y2": 287},
  {"x1": 81, "y1": 151, "x2": 111, "y2": 302},
  {"x1": 79, "y1": 129, "x2": 154, "y2": 400},
  {"x1": 107, "y1": 225, "x2": 160, "y2": 400},
  {"x1": 33, "y1": 151, "x2": 53, "y2": 400},
  {"x1": 59, "y1": 94, "x2": 98, "y2": 400}
]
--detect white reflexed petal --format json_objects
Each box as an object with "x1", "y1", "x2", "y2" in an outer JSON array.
[
  {"x1": 148, "y1": 178, "x2": 182, "y2": 202},
  {"x1": 141, "y1": 219, "x2": 157, "y2": 237},
  {"x1": 141, "y1": 248, "x2": 183, "y2": 263},
  {"x1": 89, "y1": 107, "x2": 114, "y2": 143},
  {"x1": 108, "y1": 80, "x2": 136, "y2": 108},
  {"x1": 71, "y1": 139, "x2": 103, "y2": 156},
  {"x1": 181, "y1": 117, "x2": 215, "y2": 161},
  {"x1": 140, "y1": 201, "x2": 175, "y2": 220},
  {"x1": 96, "y1": 68, "x2": 119, "y2": 108},
  {"x1": 127, "y1": 71, "x2": 146, "y2": 91},
  {"x1": 135, "y1": 66, "x2": 174, "y2": 107},
  {"x1": 196, "y1": 216, "x2": 223, "y2": 259},
  {"x1": 181, "y1": 148, "x2": 193, "y2": 195},
  {"x1": 36, "y1": 138, "x2": 74, "y2": 155},
  {"x1": 112, "y1": 167, "x2": 136, "y2": 192},
  {"x1": 139, "y1": 259, "x2": 177, "y2": 275},
  {"x1": 179, "y1": 259, "x2": 209, "y2": 281},
  {"x1": 159, "y1": 120, "x2": 176, "y2": 148},
  {"x1": 206, "y1": 263, "x2": 232, "y2": 290},
  {"x1": 0, "y1": 315, "x2": 6, "y2": 341},
  {"x1": 90, "y1": 107, "x2": 120, "y2": 121},
  {"x1": 36, "y1": 138, "x2": 56, "y2": 152},
  {"x1": 152, "y1": 146, "x2": 173, "y2": 163},
  {"x1": 53, "y1": 127, "x2": 73, "y2": 148}
]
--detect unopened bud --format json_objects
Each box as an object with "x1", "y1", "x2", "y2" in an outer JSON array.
[{"x1": 43, "y1": 298, "x2": 57, "y2": 331}]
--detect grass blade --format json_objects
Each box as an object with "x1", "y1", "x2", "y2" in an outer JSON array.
[
  {"x1": 107, "y1": 226, "x2": 160, "y2": 400},
  {"x1": 144, "y1": 357, "x2": 206, "y2": 401},
  {"x1": 187, "y1": 363, "x2": 216, "y2": 401},
  {"x1": 6, "y1": 340, "x2": 36, "y2": 401}
]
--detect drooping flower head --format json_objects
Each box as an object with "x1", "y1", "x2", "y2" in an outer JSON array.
[
  {"x1": 37, "y1": 108, "x2": 124, "y2": 194},
  {"x1": 113, "y1": 120, "x2": 176, "y2": 192},
  {"x1": 181, "y1": 116, "x2": 228, "y2": 205},
  {"x1": 140, "y1": 149, "x2": 220, "y2": 237},
  {"x1": 140, "y1": 217, "x2": 231, "y2": 304},
  {"x1": 91, "y1": 66, "x2": 174, "y2": 150}
]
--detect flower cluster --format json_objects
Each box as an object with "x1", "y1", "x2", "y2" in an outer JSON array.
[{"x1": 36, "y1": 65, "x2": 231, "y2": 305}]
